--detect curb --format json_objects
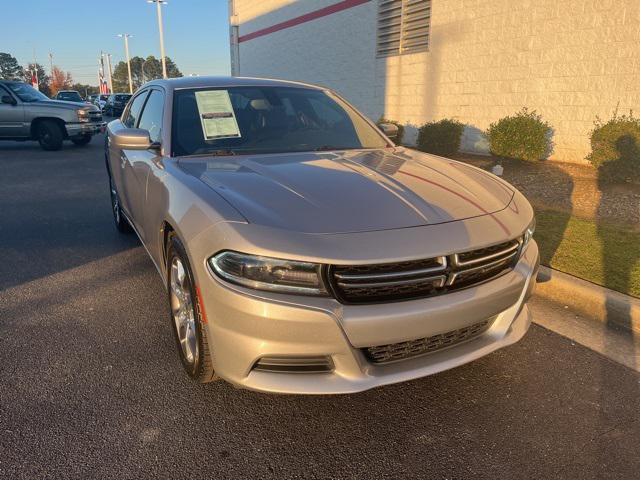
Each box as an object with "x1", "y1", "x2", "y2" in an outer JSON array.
[{"x1": 535, "y1": 266, "x2": 640, "y2": 333}]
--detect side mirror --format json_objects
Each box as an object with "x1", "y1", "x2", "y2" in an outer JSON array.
[
  {"x1": 2, "y1": 95, "x2": 17, "y2": 106},
  {"x1": 379, "y1": 122, "x2": 399, "y2": 140},
  {"x1": 111, "y1": 128, "x2": 156, "y2": 150}
]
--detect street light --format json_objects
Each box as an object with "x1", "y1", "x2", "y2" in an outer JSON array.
[
  {"x1": 147, "y1": 0, "x2": 168, "y2": 79},
  {"x1": 117, "y1": 34, "x2": 134, "y2": 94}
]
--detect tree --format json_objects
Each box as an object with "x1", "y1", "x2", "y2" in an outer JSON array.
[
  {"x1": 22, "y1": 63, "x2": 51, "y2": 97},
  {"x1": 164, "y1": 57, "x2": 183, "y2": 79},
  {"x1": 111, "y1": 55, "x2": 183, "y2": 92},
  {"x1": 50, "y1": 66, "x2": 74, "y2": 97},
  {"x1": 0, "y1": 52, "x2": 23, "y2": 80}
]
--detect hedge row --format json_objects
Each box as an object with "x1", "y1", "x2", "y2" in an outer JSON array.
[{"x1": 378, "y1": 107, "x2": 639, "y2": 183}]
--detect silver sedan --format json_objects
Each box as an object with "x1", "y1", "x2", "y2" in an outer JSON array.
[{"x1": 105, "y1": 76, "x2": 539, "y2": 394}]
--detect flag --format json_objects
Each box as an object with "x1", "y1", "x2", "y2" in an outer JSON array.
[
  {"x1": 31, "y1": 68, "x2": 39, "y2": 90},
  {"x1": 98, "y1": 55, "x2": 108, "y2": 94},
  {"x1": 98, "y1": 53, "x2": 110, "y2": 94}
]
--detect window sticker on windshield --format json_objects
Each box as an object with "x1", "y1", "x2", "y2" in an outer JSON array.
[{"x1": 194, "y1": 90, "x2": 241, "y2": 140}]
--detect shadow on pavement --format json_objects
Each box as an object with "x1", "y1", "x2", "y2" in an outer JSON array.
[{"x1": 0, "y1": 137, "x2": 138, "y2": 291}]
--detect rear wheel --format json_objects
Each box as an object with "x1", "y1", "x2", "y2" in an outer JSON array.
[
  {"x1": 109, "y1": 176, "x2": 132, "y2": 233},
  {"x1": 71, "y1": 134, "x2": 92, "y2": 146},
  {"x1": 167, "y1": 233, "x2": 217, "y2": 383},
  {"x1": 36, "y1": 120, "x2": 63, "y2": 151}
]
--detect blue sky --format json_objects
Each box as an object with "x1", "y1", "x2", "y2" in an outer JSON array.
[{"x1": 1, "y1": 0, "x2": 231, "y2": 84}]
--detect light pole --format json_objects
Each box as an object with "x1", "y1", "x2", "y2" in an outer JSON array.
[
  {"x1": 117, "y1": 34, "x2": 134, "y2": 94},
  {"x1": 147, "y1": 0, "x2": 168, "y2": 79},
  {"x1": 105, "y1": 53, "x2": 114, "y2": 93}
]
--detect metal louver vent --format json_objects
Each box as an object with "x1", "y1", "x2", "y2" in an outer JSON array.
[{"x1": 376, "y1": 0, "x2": 431, "y2": 57}]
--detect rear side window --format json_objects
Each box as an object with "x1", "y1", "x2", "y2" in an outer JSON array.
[
  {"x1": 137, "y1": 90, "x2": 164, "y2": 144},
  {"x1": 123, "y1": 91, "x2": 148, "y2": 128}
]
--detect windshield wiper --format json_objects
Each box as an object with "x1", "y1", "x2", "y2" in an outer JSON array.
[
  {"x1": 184, "y1": 149, "x2": 236, "y2": 158},
  {"x1": 315, "y1": 145, "x2": 354, "y2": 152}
]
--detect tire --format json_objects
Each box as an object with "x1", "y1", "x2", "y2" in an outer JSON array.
[
  {"x1": 167, "y1": 233, "x2": 217, "y2": 383},
  {"x1": 71, "y1": 134, "x2": 92, "y2": 146},
  {"x1": 36, "y1": 120, "x2": 64, "y2": 151},
  {"x1": 109, "y1": 176, "x2": 132, "y2": 233}
]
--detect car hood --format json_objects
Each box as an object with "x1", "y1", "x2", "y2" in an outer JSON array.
[
  {"x1": 32, "y1": 99, "x2": 97, "y2": 110},
  {"x1": 178, "y1": 148, "x2": 514, "y2": 234}
]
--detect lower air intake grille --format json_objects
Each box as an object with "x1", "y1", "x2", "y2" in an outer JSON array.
[
  {"x1": 363, "y1": 319, "x2": 494, "y2": 364},
  {"x1": 253, "y1": 356, "x2": 334, "y2": 373}
]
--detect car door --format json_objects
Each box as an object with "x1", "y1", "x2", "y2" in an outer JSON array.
[
  {"x1": 122, "y1": 88, "x2": 165, "y2": 241},
  {"x1": 0, "y1": 85, "x2": 25, "y2": 138},
  {"x1": 114, "y1": 89, "x2": 148, "y2": 231}
]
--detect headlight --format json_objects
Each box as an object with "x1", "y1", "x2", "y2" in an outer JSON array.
[
  {"x1": 209, "y1": 251, "x2": 328, "y2": 296},
  {"x1": 523, "y1": 217, "x2": 536, "y2": 247},
  {"x1": 77, "y1": 109, "x2": 89, "y2": 122}
]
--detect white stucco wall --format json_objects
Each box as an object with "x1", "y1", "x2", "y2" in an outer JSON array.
[{"x1": 231, "y1": 0, "x2": 640, "y2": 163}]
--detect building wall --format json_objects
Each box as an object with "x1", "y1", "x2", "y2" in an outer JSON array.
[
  {"x1": 231, "y1": 0, "x2": 640, "y2": 163},
  {"x1": 232, "y1": 0, "x2": 379, "y2": 119}
]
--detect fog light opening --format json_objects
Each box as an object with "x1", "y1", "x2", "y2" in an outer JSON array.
[{"x1": 252, "y1": 355, "x2": 334, "y2": 374}]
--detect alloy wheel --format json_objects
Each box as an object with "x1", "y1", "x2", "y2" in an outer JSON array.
[
  {"x1": 170, "y1": 257, "x2": 198, "y2": 364},
  {"x1": 110, "y1": 178, "x2": 120, "y2": 224}
]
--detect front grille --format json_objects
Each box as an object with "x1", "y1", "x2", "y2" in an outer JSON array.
[
  {"x1": 88, "y1": 111, "x2": 102, "y2": 121},
  {"x1": 329, "y1": 238, "x2": 521, "y2": 304},
  {"x1": 364, "y1": 318, "x2": 494, "y2": 364}
]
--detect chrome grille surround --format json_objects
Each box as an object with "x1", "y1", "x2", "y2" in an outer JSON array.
[
  {"x1": 364, "y1": 318, "x2": 495, "y2": 364},
  {"x1": 328, "y1": 238, "x2": 522, "y2": 304}
]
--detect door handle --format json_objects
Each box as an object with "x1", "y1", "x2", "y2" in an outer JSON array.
[{"x1": 120, "y1": 152, "x2": 127, "y2": 169}]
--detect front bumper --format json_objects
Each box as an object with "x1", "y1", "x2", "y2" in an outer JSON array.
[
  {"x1": 65, "y1": 121, "x2": 106, "y2": 137},
  {"x1": 199, "y1": 240, "x2": 540, "y2": 394}
]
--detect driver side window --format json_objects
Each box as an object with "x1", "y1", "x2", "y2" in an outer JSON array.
[
  {"x1": 137, "y1": 90, "x2": 164, "y2": 144},
  {"x1": 122, "y1": 91, "x2": 148, "y2": 128}
]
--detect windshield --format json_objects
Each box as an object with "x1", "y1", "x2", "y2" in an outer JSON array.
[
  {"x1": 100, "y1": 95, "x2": 109, "y2": 101},
  {"x1": 7, "y1": 83, "x2": 49, "y2": 102},
  {"x1": 171, "y1": 86, "x2": 389, "y2": 157},
  {"x1": 115, "y1": 94, "x2": 131, "y2": 102},
  {"x1": 57, "y1": 91, "x2": 83, "y2": 102}
]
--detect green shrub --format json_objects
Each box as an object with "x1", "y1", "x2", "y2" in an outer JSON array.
[
  {"x1": 416, "y1": 118, "x2": 465, "y2": 156},
  {"x1": 376, "y1": 117, "x2": 405, "y2": 144},
  {"x1": 587, "y1": 109, "x2": 640, "y2": 184},
  {"x1": 486, "y1": 108, "x2": 553, "y2": 161}
]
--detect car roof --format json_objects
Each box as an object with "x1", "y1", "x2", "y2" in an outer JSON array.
[{"x1": 142, "y1": 75, "x2": 325, "y2": 93}]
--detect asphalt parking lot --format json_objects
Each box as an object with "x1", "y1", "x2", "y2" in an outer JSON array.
[{"x1": 1, "y1": 136, "x2": 639, "y2": 479}]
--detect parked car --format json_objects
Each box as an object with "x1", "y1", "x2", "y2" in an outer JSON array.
[
  {"x1": 103, "y1": 93, "x2": 132, "y2": 117},
  {"x1": 105, "y1": 76, "x2": 539, "y2": 394},
  {"x1": 55, "y1": 90, "x2": 85, "y2": 103},
  {"x1": 93, "y1": 94, "x2": 109, "y2": 111},
  {"x1": 0, "y1": 80, "x2": 105, "y2": 150}
]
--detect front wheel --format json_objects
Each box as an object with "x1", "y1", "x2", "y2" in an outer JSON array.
[
  {"x1": 36, "y1": 120, "x2": 64, "y2": 151},
  {"x1": 109, "y1": 176, "x2": 132, "y2": 233},
  {"x1": 71, "y1": 134, "x2": 92, "y2": 146},
  {"x1": 167, "y1": 233, "x2": 217, "y2": 383}
]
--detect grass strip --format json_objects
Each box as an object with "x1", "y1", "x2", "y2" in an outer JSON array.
[{"x1": 535, "y1": 208, "x2": 640, "y2": 298}]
